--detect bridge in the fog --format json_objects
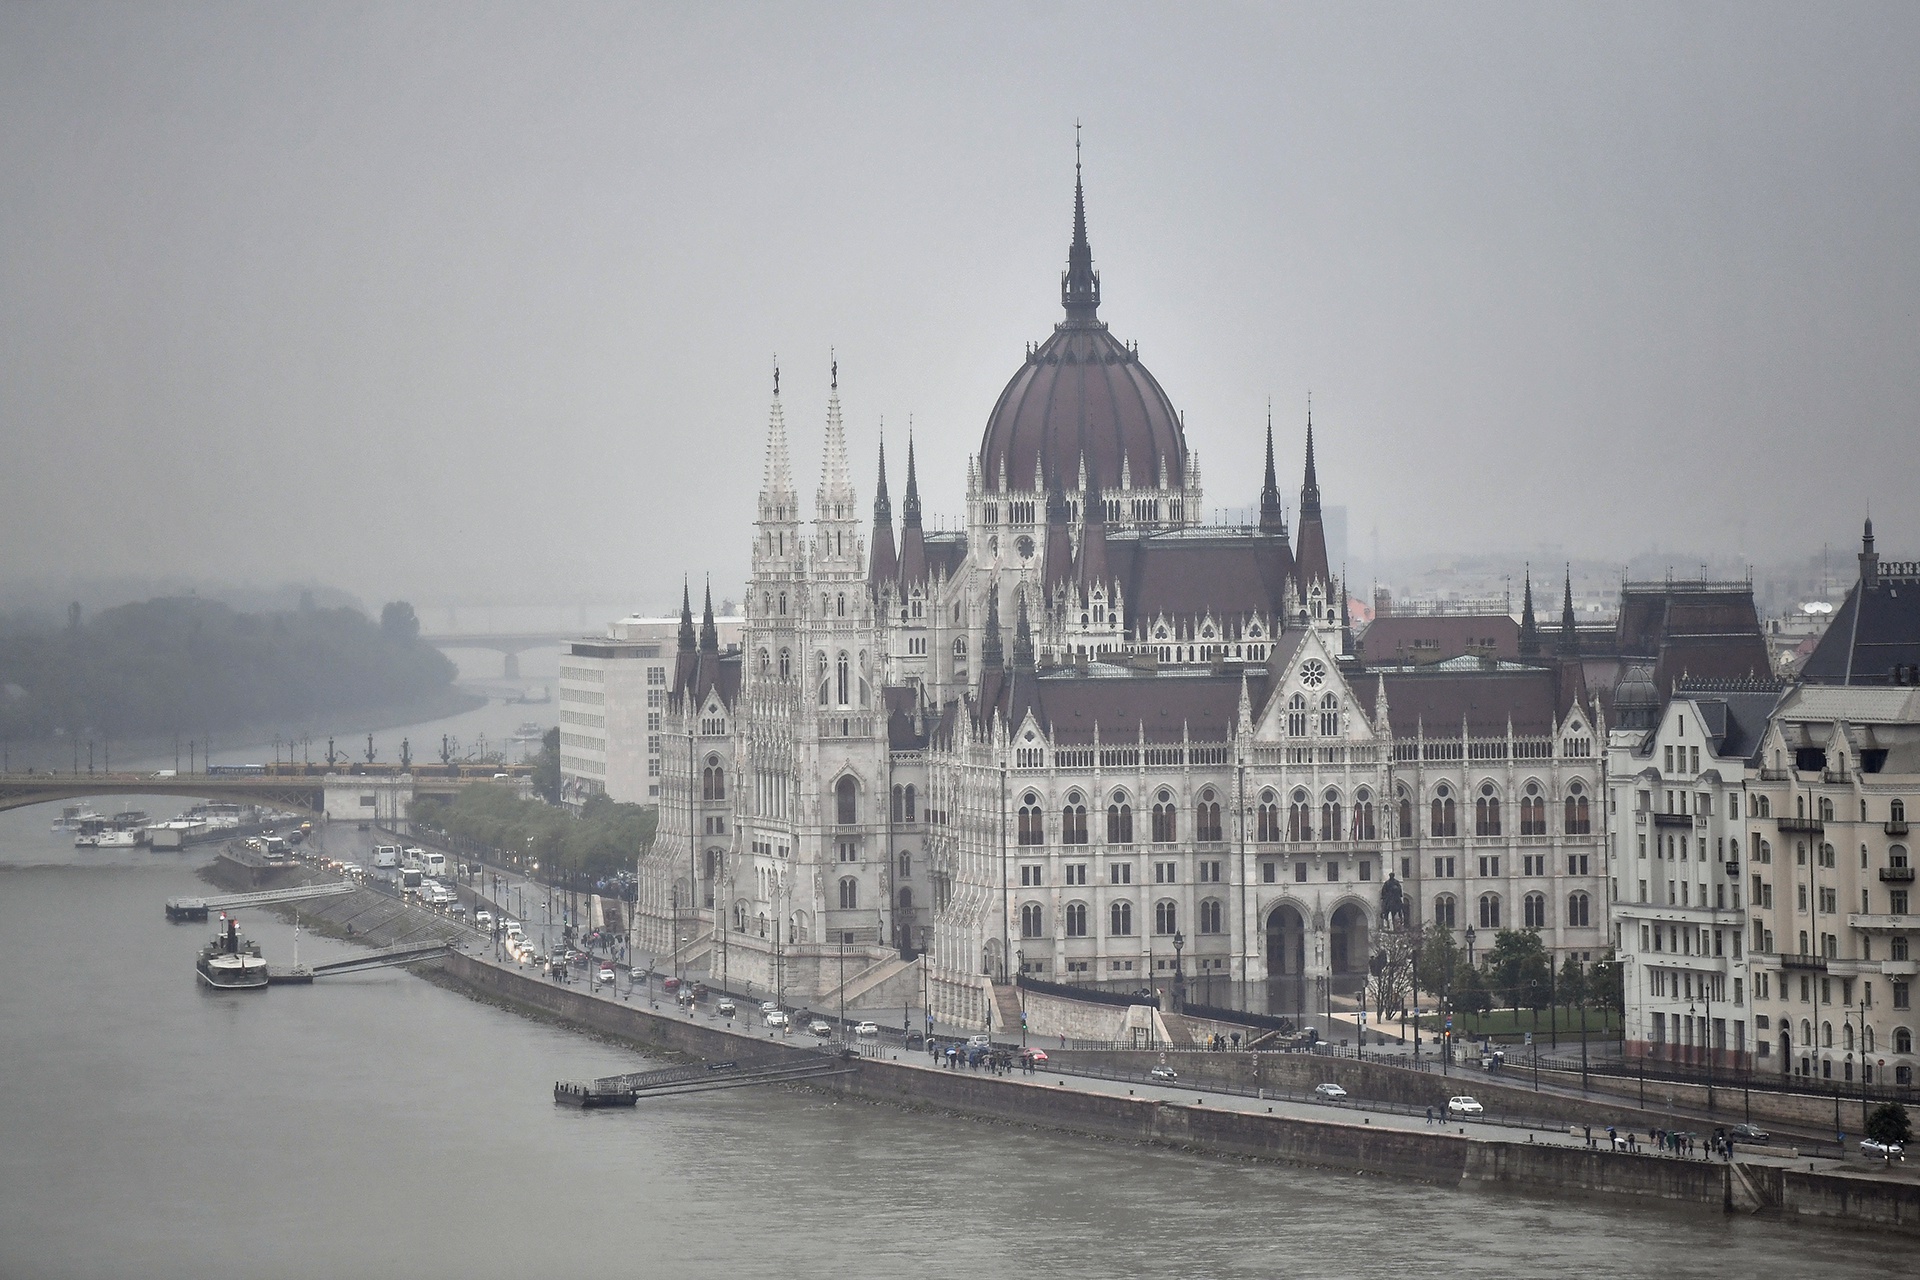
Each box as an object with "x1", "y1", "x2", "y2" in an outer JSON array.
[
  {"x1": 418, "y1": 632, "x2": 574, "y2": 678},
  {"x1": 0, "y1": 764, "x2": 535, "y2": 817}
]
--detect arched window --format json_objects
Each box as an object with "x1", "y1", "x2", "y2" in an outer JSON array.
[
  {"x1": 777, "y1": 591, "x2": 788, "y2": 616},
  {"x1": 836, "y1": 592, "x2": 847, "y2": 618},
  {"x1": 1521, "y1": 781, "x2": 1545, "y2": 836},
  {"x1": 778, "y1": 648, "x2": 791, "y2": 678},
  {"x1": 1478, "y1": 893, "x2": 1501, "y2": 929},
  {"x1": 1062, "y1": 790, "x2": 1088, "y2": 844},
  {"x1": 1020, "y1": 902, "x2": 1044, "y2": 939},
  {"x1": 1565, "y1": 780, "x2": 1591, "y2": 834},
  {"x1": 1110, "y1": 901, "x2": 1134, "y2": 936},
  {"x1": 758, "y1": 648, "x2": 770, "y2": 675},
  {"x1": 898, "y1": 850, "x2": 911, "y2": 878},
  {"x1": 1431, "y1": 785, "x2": 1457, "y2": 837},
  {"x1": 1818, "y1": 796, "x2": 1835, "y2": 822},
  {"x1": 1199, "y1": 898, "x2": 1223, "y2": 934},
  {"x1": 838, "y1": 877, "x2": 859, "y2": 909},
  {"x1": 1352, "y1": 788, "x2": 1376, "y2": 840},
  {"x1": 1289, "y1": 788, "x2": 1313, "y2": 842},
  {"x1": 954, "y1": 636, "x2": 968, "y2": 659},
  {"x1": 1107, "y1": 792, "x2": 1133, "y2": 844},
  {"x1": 1568, "y1": 891, "x2": 1591, "y2": 927},
  {"x1": 1318, "y1": 692, "x2": 1340, "y2": 736},
  {"x1": 1523, "y1": 892, "x2": 1547, "y2": 929},
  {"x1": 1151, "y1": 789, "x2": 1177, "y2": 844},
  {"x1": 904, "y1": 784, "x2": 916, "y2": 823},
  {"x1": 1154, "y1": 900, "x2": 1178, "y2": 935},
  {"x1": 1434, "y1": 894, "x2": 1457, "y2": 929},
  {"x1": 836, "y1": 776, "x2": 857, "y2": 825},
  {"x1": 1257, "y1": 789, "x2": 1281, "y2": 843},
  {"x1": 1397, "y1": 787, "x2": 1413, "y2": 839},
  {"x1": 1320, "y1": 787, "x2": 1342, "y2": 841},
  {"x1": 1894, "y1": 799, "x2": 1908, "y2": 823},
  {"x1": 836, "y1": 652, "x2": 850, "y2": 705},
  {"x1": 702, "y1": 754, "x2": 726, "y2": 801},
  {"x1": 1822, "y1": 1021, "x2": 1833, "y2": 1049},
  {"x1": 1196, "y1": 787, "x2": 1222, "y2": 842},
  {"x1": 891, "y1": 784, "x2": 904, "y2": 823},
  {"x1": 1018, "y1": 791, "x2": 1044, "y2": 846},
  {"x1": 1475, "y1": 783, "x2": 1501, "y2": 837},
  {"x1": 1287, "y1": 693, "x2": 1308, "y2": 737},
  {"x1": 1896, "y1": 1027, "x2": 1914, "y2": 1054},
  {"x1": 757, "y1": 911, "x2": 768, "y2": 938},
  {"x1": 1844, "y1": 1022, "x2": 1855, "y2": 1052},
  {"x1": 1065, "y1": 902, "x2": 1088, "y2": 937}
]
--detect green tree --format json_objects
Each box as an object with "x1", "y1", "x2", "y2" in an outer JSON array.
[
  {"x1": 1865, "y1": 1102, "x2": 1912, "y2": 1146},
  {"x1": 532, "y1": 726, "x2": 561, "y2": 803},
  {"x1": 1558, "y1": 953, "x2": 1588, "y2": 1007},
  {"x1": 1454, "y1": 963, "x2": 1493, "y2": 1025},
  {"x1": 1487, "y1": 928, "x2": 1552, "y2": 1010},
  {"x1": 1418, "y1": 923, "x2": 1459, "y2": 1003},
  {"x1": 1585, "y1": 951, "x2": 1626, "y2": 1014},
  {"x1": 380, "y1": 600, "x2": 420, "y2": 641}
]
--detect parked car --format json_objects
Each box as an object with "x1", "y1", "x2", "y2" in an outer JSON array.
[
  {"x1": 1861, "y1": 1138, "x2": 1906, "y2": 1161},
  {"x1": 1728, "y1": 1124, "x2": 1771, "y2": 1143},
  {"x1": 807, "y1": 1019, "x2": 833, "y2": 1037},
  {"x1": 717, "y1": 998, "x2": 737, "y2": 1017},
  {"x1": 854, "y1": 1021, "x2": 880, "y2": 1037},
  {"x1": 1447, "y1": 1096, "x2": 1485, "y2": 1118},
  {"x1": 1149, "y1": 1065, "x2": 1179, "y2": 1082},
  {"x1": 1312, "y1": 1082, "x2": 1349, "y2": 1102}
]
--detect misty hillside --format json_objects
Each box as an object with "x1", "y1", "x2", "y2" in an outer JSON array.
[{"x1": 0, "y1": 596, "x2": 456, "y2": 741}]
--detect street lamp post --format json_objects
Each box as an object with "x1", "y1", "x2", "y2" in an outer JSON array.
[
  {"x1": 1690, "y1": 986, "x2": 1715, "y2": 1115},
  {"x1": 1463, "y1": 926, "x2": 1476, "y2": 1045},
  {"x1": 1172, "y1": 930, "x2": 1186, "y2": 1016},
  {"x1": 1015, "y1": 948, "x2": 1027, "y2": 1048}
]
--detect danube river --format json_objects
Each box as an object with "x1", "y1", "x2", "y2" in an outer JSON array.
[{"x1": 1, "y1": 803, "x2": 1912, "y2": 1279}]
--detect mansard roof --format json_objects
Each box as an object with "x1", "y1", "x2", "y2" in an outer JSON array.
[
  {"x1": 1353, "y1": 665, "x2": 1578, "y2": 739},
  {"x1": 1101, "y1": 528, "x2": 1293, "y2": 626},
  {"x1": 983, "y1": 667, "x2": 1266, "y2": 745},
  {"x1": 670, "y1": 648, "x2": 741, "y2": 714},
  {"x1": 1800, "y1": 564, "x2": 1920, "y2": 686},
  {"x1": 1359, "y1": 613, "x2": 1521, "y2": 664},
  {"x1": 1671, "y1": 682, "x2": 1782, "y2": 762},
  {"x1": 923, "y1": 532, "x2": 969, "y2": 581}
]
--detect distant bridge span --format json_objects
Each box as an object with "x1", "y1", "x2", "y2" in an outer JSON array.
[
  {"x1": 418, "y1": 632, "x2": 575, "y2": 678},
  {"x1": 0, "y1": 766, "x2": 534, "y2": 818}
]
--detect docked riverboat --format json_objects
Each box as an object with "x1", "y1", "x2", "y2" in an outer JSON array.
[{"x1": 196, "y1": 914, "x2": 269, "y2": 990}]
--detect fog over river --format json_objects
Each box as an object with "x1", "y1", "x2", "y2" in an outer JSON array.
[{"x1": 2, "y1": 787, "x2": 1912, "y2": 1275}]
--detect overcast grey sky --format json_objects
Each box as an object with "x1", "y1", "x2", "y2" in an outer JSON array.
[{"x1": 3, "y1": 2, "x2": 1915, "y2": 612}]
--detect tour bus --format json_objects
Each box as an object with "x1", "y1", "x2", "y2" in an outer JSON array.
[
  {"x1": 373, "y1": 846, "x2": 400, "y2": 870},
  {"x1": 423, "y1": 850, "x2": 447, "y2": 879},
  {"x1": 400, "y1": 867, "x2": 423, "y2": 894}
]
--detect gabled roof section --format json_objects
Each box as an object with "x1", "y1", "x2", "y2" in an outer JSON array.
[
  {"x1": 1800, "y1": 561, "x2": 1920, "y2": 686},
  {"x1": 1354, "y1": 666, "x2": 1565, "y2": 738},
  {"x1": 1359, "y1": 614, "x2": 1521, "y2": 665},
  {"x1": 1107, "y1": 529, "x2": 1293, "y2": 629}
]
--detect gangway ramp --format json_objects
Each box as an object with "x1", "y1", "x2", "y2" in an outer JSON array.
[
  {"x1": 555, "y1": 1054, "x2": 857, "y2": 1107},
  {"x1": 166, "y1": 879, "x2": 357, "y2": 921}
]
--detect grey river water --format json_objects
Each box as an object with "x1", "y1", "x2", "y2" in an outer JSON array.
[{"x1": 1, "y1": 799, "x2": 1912, "y2": 1279}]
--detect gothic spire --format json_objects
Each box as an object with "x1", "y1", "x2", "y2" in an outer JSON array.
[
  {"x1": 869, "y1": 430, "x2": 898, "y2": 589},
  {"x1": 759, "y1": 357, "x2": 795, "y2": 507},
  {"x1": 899, "y1": 426, "x2": 927, "y2": 585},
  {"x1": 1555, "y1": 565, "x2": 1579, "y2": 656},
  {"x1": 873, "y1": 430, "x2": 891, "y2": 524},
  {"x1": 1293, "y1": 399, "x2": 1330, "y2": 597},
  {"x1": 1518, "y1": 566, "x2": 1540, "y2": 658},
  {"x1": 1061, "y1": 124, "x2": 1101, "y2": 323},
  {"x1": 700, "y1": 577, "x2": 719, "y2": 653},
  {"x1": 1013, "y1": 587, "x2": 1036, "y2": 671},
  {"x1": 1259, "y1": 404, "x2": 1286, "y2": 535},
  {"x1": 981, "y1": 583, "x2": 1005, "y2": 671},
  {"x1": 677, "y1": 578, "x2": 695, "y2": 653},
  {"x1": 817, "y1": 352, "x2": 854, "y2": 518},
  {"x1": 1300, "y1": 398, "x2": 1321, "y2": 519}
]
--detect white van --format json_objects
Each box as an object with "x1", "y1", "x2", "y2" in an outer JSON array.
[
  {"x1": 424, "y1": 851, "x2": 447, "y2": 878},
  {"x1": 373, "y1": 846, "x2": 400, "y2": 869}
]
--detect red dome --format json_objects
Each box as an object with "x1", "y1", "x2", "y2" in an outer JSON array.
[{"x1": 979, "y1": 324, "x2": 1187, "y2": 493}]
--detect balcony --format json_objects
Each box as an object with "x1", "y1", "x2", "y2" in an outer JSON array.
[
  {"x1": 1653, "y1": 812, "x2": 1695, "y2": 830},
  {"x1": 1776, "y1": 816, "x2": 1825, "y2": 835},
  {"x1": 1847, "y1": 913, "x2": 1915, "y2": 932},
  {"x1": 1780, "y1": 953, "x2": 1829, "y2": 971},
  {"x1": 1880, "y1": 867, "x2": 1916, "y2": 884},
  {"x1": 1887, "y1": 820, "x2": 1910, "y2": 837}
]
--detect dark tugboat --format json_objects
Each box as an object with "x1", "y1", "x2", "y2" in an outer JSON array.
[
  {"x1": 553, "y1": 1081, "x2": 638, "y2": 1109},
  {"x1": 196, "y1": 913, "x2": 269, "y2": 990}
]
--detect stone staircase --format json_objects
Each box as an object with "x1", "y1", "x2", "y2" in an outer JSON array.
[
  {"x1": 821, "y1": 955, "x2": 914, "y2": 1010},
  {"x1": 1157, "y1": 1010, "x2": 1197, "y2": 1048},
  {"x1": 991, "y1": 983, "x2": 1026, "y2": 1037}
]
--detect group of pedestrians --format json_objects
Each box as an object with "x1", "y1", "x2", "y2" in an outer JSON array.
[{"x1": 929, "y1": 1041, "x2": 1030, "y2": 1075}]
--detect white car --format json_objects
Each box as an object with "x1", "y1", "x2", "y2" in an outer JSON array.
[
  {"x1": 1447, "y1": 1096, "x2": 1485, "y2": 1118},
  {"x1": 765, "y1": 1010, "x2": 790, "y2": 1029},
  {"x1": 759, "y1": 1000, "x2": 780, "y2": 1015},
  {"x1": 596, "y1": 966, "x2": 615, "y2": 985},
  {"x1": 1312, "y1": 1082, "x2": 1348, "y2": 1102},
  {"x1": 475, "y1": 910, "x2": 494, "y2": 927},
  {"x1": 1860, "y1": 1138, "x2": 1905, "y2": 1161},
  {"x1": 854, "y1": 1020, "x2": 880, "y2": 1037},
  {"x1": 807, "y1": 1018, "x2": 833, "y2": 1037}
]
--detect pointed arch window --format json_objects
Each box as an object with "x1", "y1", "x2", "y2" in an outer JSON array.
[
  {"x1": 1475, "y1": 783, "x2": 1502, "y2": 837},
  {"x1": 1318, "y1": 692, "x2": 1340, "y2": 736},
  {"x1": 835, "y1": 776, "x2": 857, "y2": 825},
  {"x1": 1287, "y1": 693, "x2": 1308, "y2": 737},
  {"x1": 1397, "y1": 787, "x2": 1413, "y2": 839},
  {"x1": 1320, "y1": 788, "x2": 1342, "y2": 841},
  {"x1": 778, "y1": 648, "x2": 791, "y2": 679},
  {"x1": 1289, "y1": 788, "x2": 1313, "y2": 842},
  {"x1": 1018, "y1": 792, "x2": 1044, "y2": 846},
  {"x1": 1521, "y1": 781, "x2": 1546, "y2": 836},
  {"x1": 838, "y1": 877, "x2": 859, "y2": 909},
  {"x1": 1434, "y1": 894, "x2": 1457, "y2": 929},
  {"x1": 836, "y1": 652, "x2": 850, "y2": 705},
  {"x1": 1478, "y1": 893, "x2": 1501, "y2": 929},
  {"x1": 1568, "y1": 891, "x2": 1591, "y2": 927},
  {"x1": 1257, "y1": 789, "x2": 1281, "y2": 843},
  {"x1": 1065, "y1": 901, "x2": 1088, "y2": 937},
  {"x1": 1351, "y1": 788, "x2": 1376, "y2": 840},
  {"x1": 1062, "y1": 790, "x2": 1088, "y2": 845},
  {"x1": 1110, "y1": 901, "x2": 1134, "y2": 936},
  {"x1": 1196, "y1": 787, "x2": 1222, "y2": 843},
  {"x1": 1431, "y1": 784, "x2": 1457, "y2": 837},
  {"x1": 1153, "y1": 900, "x2": 1178, "y2": 936},
  {"x1": 1151, "y1": 789, "x2": 1177, "y2": 844},
  {"x1": 1198, "y1": 898, "x2": 1223, "y2": 934},
  {"x1": 702, "y1": 754, "x2": 726, "y2": 801},
  {"x1": 1020, "y1": 902, "x2": 1043, "y2": 939},
  {"x1": 1565, "y1": 780, "x2": 1591, "y2": 834},
  {"x1": 1523, "y1": 892, "x2": 1547, "y2": 929},
  {"x1": 1106, "y1": 792, "x2": 1133, "y2": 844}
]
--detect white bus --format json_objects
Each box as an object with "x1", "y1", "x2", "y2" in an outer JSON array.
[
  {"x1": 424, "y1": 851, "x2": 447, "y2": 878},
  {"x1": 373, "y1": 846, "x2": 400, "y2": 869}
]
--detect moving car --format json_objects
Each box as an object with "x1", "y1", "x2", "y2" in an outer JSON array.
[
  {"x1": 1728, "y1": 1124, "x2": 1771, "y2": 1143},
  {"x1": 597, "y1": 966, "x2": 615, "y2": 985},
  {"x1": 716, "y1": 998, "x2": 737, "y2": 1017},
  {"x1": 1020, "y1": 1048, "x2": 1049, "y2": 1065},
  {"x1": 765, "y1": 1010, "x2": 790, "y2": 1029},
  {"x1": 807, "y1": 1018, "x2": 833, "y2": 1037},
  {"x1": 1149, "y1": 1065, "x2": 1179, "y2": 1082},
  {"x1": 966, "y1": 1034, "x2": 992, "y2": 1051},
  {"x1": 1312, "y1": 1082, "x2": 1349, "y2": 1102},
  {"x1": 1446, "y1": 1096, "x2": 1485, "y2": 1118},
  {"x1": 759, "y1": 999, "x2": 780, "y2": 1014},
  {"x1": 854, "y1": 1021, "x2": 880, "y2": 1037},
  {"x1": 475, "y1": 910, "x2": 493, "y2": 928},
  {"x1": 1860, "y1": 1138, "x2": 1905, "y2": 1161},
  {"x1": 662, "y1": 976, "x2": 681, "y2": 992}
]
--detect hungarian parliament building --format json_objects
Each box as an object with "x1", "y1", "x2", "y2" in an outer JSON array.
[{"x1": 631, "y1": 167, "x2": 1728, "y2": 1032}]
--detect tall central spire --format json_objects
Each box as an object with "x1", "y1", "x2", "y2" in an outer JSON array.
[
  {"x1": 1061, "y1": 124, "x2": 1101, "y2": 323},
  {"x1": 1259, "y1": 405, "x2": 1286, "y2": 535},
  {"x1": 1300, "y1": 398, "x2": 1321, "y2": 519}
]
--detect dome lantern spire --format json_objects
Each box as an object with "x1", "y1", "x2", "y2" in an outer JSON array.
[{"x1": 1061, "y1": 124, "x2": 1101, "y2": 323}]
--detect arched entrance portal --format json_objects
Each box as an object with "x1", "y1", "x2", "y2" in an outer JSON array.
[
  {"x1": 1330, "y1": 903, "x2": 1368, "y2": 976},
  {"x1": 1265, "y1": 905, "x2": 1305, "y2": 977}
]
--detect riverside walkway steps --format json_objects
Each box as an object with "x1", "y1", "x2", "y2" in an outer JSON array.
[{"x1": 555, "y1": 1053, "x2": 857, "y2": 1106}]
